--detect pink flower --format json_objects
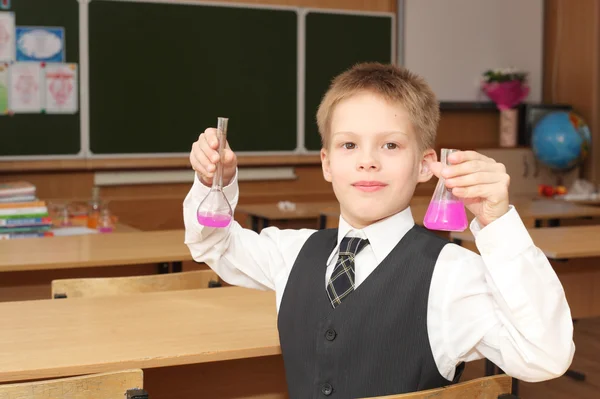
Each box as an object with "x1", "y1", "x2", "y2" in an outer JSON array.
[{"x1": 481, "y1": 80, "x2": 530, "y2": 110}]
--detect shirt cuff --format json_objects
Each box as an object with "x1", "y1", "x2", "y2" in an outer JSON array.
[{"x1": 470, "y1": 205, "x2": 534, "y2": 258}]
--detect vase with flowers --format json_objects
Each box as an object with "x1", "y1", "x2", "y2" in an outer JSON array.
[{"x1": 481, "y1": 68, "x2": 530, "y2": 147}]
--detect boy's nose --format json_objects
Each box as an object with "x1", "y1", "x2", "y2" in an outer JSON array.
[{"x1": 357, "y1": 152, "x2": 380, "y2": 171}]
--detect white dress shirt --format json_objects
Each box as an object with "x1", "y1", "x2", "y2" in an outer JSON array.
[{"x1": 183, "y1": 171, "x2": 575, "y2": 382}]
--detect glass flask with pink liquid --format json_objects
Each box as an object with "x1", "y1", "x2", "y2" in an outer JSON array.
[
  {"x1": 196, "y1": 117, "x2": 233, "y2": 228},
  {"x1": 423, "y1": 148, "x2": 468, "y2": 232}
]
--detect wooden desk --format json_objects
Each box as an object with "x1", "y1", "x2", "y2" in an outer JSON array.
[
  {"x1": 0, "y1": 230, "x2": 195, "y2": 302},
  {"x1": 0, "y1": 287, "x2": 286, "y2": 399},
  {"x1": 451, "y1": 225, "x2": 600, "y2": 320},
  {"x1": 0, "y1": 229, "x2": 191, "y2": 273},
  {"x1": 319, "y1": 199, "x2": 600, "y2": 230},
  {"x1": 512, "y1": 198, "x2": 600, "y2": 227},
  {"x1": 319, "y1": 202, "x2": 475, "y2": 230},
  {"x1": 237, "y1": 201, "x2": 338, "y2": 231}
]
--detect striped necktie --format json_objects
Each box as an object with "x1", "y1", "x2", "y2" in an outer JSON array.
[{"x1": 326, "y1": 236, "x2": 370, "y2": 308}]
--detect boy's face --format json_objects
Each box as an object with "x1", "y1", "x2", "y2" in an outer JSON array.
[{"x1": 321, "y1": 91, "x2": 436, "y2": 229}]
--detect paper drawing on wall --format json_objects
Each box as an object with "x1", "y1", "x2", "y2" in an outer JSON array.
[
  {"x1": 0, "y1": 63, "x2": 8, "y2": 114},
  {"x1": 44, "y1": 63, "x2": 78, "y2": 114},
  {"x1": 0, "y1": 12, "x2": 15, "y2": 62},
  {"x1": 9, "y1": 62, "x2": 43, "y2": 113},
  {"x1": 16, "y1": 27, "x2": 65, "y2": 62}
]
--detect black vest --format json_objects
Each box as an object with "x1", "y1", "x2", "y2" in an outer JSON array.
[{"x1": 277, "y1": 225, "x2": 463, "y2": 398}]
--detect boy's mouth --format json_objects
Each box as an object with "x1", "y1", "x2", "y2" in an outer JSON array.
[{"x1": 352, "y1": 181, "x2": 387, "y2": 192}]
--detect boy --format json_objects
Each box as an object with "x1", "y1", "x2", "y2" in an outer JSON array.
[{"x1": 183, "y1": 63, "x2": 574, "y2": 398}]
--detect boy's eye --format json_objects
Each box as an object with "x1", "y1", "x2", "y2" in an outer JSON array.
[
  {"x1": 343, "y1": 142, "x2": 356, "y2": 150},
  {"x1": 385, "y1": 143, "x2": 398, "y2": 150}
]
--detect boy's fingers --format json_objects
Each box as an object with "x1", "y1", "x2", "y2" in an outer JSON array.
[
  {"x1": 427, "y1": 161, "x2": 443, "y2": 178},
  {"x1": 202, "y1": 128, "x2": 219, "y2": 149},
  {"x1": 224, "y1": 149, "x2": 236, "y2": 164},
  {"x1": 442, "y1": 160, "x2": 504, "y2": 178},
  {"x1": 445, "y1": 172, "x2": 502, "y2": 188},
  {"x1": 190, "y1": 157, "x2": 211, "y2": 179},
  {"x1": 447, "y1": 150, "x2": 494, "y2": 165},
  {"x1": 195, "y1": 146, "x2": 217, "y2": 172}
]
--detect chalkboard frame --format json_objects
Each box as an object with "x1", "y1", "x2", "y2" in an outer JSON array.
[{"x1": 84, "y1": 0, "x2": 304, "y2": 159}]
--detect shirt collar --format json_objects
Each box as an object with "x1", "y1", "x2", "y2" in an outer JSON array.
[{"x1": 327, "y1": 206, "x2": 416, "y2": 266}]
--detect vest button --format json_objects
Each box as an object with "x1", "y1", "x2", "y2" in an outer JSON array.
[
  {"x1": 325, "y1": 329, "x2": 337, "y2": 341},
  {"x1": 321, "y1": 383, "x2": 333, "y2": 396}
]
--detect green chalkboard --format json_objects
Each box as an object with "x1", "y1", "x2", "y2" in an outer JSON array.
[
  {"x1": 0, "y1": 0, "x2": 80, "y2": 157},
  {"x1": 88, "y1": 1, "x2": 298, "y2": 155},
  {"x1": 304, "y1": 11, "x2": 393, "y2": 151}
]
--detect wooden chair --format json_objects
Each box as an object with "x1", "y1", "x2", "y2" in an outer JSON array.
[
  {"x1": 52, "y1": 269, "x2": 221, "y2": 299},
  {"x1": 362, "y1": 375, "x2": 514, "y2": 399},
  {"x1": 0, "y1": 369, "x2": 148, "y2": 398}
]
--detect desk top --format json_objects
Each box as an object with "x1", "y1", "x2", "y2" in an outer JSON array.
[
  {"x1": 0, "y1": 287, "x2": 279, "y2": 383},
  {"x1": 0, "y1": 229, "x2": 192, "y2": 272},
  {"x1": 320, "y1": 198, "x2": 600, "y2": 224},
  {"x1": 237, "y1": 201, "x2": 338, "y2": 220},
  {"x1": 513, "y1": 198, "x2": 600, "y2": 219},
  {"x1": 451, "y1": 224, "x2": 600, "y2": 260}
]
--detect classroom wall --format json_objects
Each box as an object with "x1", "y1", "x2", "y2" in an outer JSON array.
[{"x1": 3, "y1": 0, "x2": 592, "y2": 231}]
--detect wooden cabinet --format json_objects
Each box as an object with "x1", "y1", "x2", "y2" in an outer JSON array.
[{"x1": 478, "y1": 148, "x2": 578, "y2": 196}]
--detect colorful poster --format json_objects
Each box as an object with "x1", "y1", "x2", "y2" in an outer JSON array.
[
  {"x1": 0, "y1": 12, "x2": 15, "y2": 62},
  {"x1": 16, "y1": 26, "x2": 65, "y2": 62},
  {"x1": 0, "y1": 63, "x2": 7, "y2": 114},
  {"x1": 0, "y1": 1, "x2": 10, "y2": 11},
  {"x1": 9, "y1": 62, "x2": 42, "y2": 113},
  {"x1": 44, "y1": 63, "x2": 78, "y2": 114}
]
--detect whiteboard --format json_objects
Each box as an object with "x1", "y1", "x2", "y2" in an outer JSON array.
[{"x1": 403, "y1": 0, "x2": 543, "y2": 103}]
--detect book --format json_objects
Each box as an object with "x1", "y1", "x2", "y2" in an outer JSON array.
[
  {"x1": 0, "y1": 195, "x2": 37, "y2": 203},
  {"x1": 0, "y1": 181, "x2": 36, "y2": 197},
  {"x1": 0, "y1": 200, "x2": 46, "y2": 209},
  {"x1": 0, "y1": 212, "x2": 49, "y2": 220},
  {"x1": 0, "y1": 206, "x2": 48, "y2": 217},
  {"x1": 0, "y1": 225, "x2": 52, "y2": 234},
  {"x1": 0, "y1": 216, "x2": 52, "y2": 227},
  {"x1": 0, "y1": 231, "x2": 54, "y2": 240}
]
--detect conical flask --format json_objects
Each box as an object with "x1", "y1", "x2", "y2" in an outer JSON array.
[
  {"x1": 423, "y1": 148, "x2": 468, "y2": 232},
  {"x1": 196, "y1": 117, "x2": 233, "y2": 228}
]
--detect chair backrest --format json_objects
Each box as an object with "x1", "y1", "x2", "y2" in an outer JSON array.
[
  {"x1": 52, "y1": 269, "x2": 220, "y2": 299},
  {"x1": 361, "y1": 375, "x2": 512, "y2": 399},
  {"x1": 0, "y1": 369, "x2": 145, "y2": 398}
]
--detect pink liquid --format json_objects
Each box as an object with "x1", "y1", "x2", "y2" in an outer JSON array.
[
  {"x1": 423, "y1": 200, "x2": 468, "y2": 232},
  {"x1": 197, "y1": 212, "x2": 232, "y2": 228}
]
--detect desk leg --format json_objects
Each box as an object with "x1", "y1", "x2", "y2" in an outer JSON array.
[
  {"x1": 484, "y1": 359, "x2": 496, "y2": 376},
  {"x1": 319, "y1": 215, "x2": 326, "y2": 230},
  {"x1": 263, "y1": 218, "x2": 270, "y2": 229},
  {"x1": 512, "y1": 378, "x2": 520, "y2": 396},
  {"x1": 548, "y1": 218, "x2": 560, "y2": 227},
  {"x1": 251, "y1": 216, "x2": 259, "y2": 232},
  {"x1": 157, "y1": 262, "x2": 169, "y2": 274},
  {"x1": 565, "y1": 368, "x2": 586, "y2": 381},
  {"x1": 171, "y1": 261, "x2": 182, "y2": 273}
]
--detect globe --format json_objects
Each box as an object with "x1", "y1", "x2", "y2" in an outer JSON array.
[{"x1": 532, "y1": 111, "x2": 591, "y2": 171}]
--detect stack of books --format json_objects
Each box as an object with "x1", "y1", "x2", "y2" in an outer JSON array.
[{"x1": 0, "y1": 182, "x2": 53, "y2": 240}]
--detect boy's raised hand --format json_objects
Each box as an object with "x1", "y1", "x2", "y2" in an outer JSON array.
[
  {"x1": 428, "y1": 151, "x2": 510, "y2": 227},
  {"x1": 190, "y1": 128, "x2": 237, "y2": 187}
]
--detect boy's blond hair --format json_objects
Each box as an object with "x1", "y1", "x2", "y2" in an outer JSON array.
[{"x1": 316, "y1": 62, "x2": 439, "y2": 152}]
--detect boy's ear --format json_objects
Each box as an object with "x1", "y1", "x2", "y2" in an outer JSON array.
[
  {"x1": 417, "y1": 149, "x2": 437, "y2": 183},
  {"x1": 321, "y1": 148, "x2": 332, "y2": 182}
]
